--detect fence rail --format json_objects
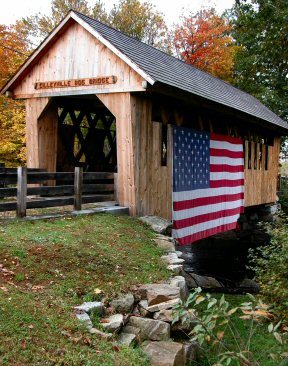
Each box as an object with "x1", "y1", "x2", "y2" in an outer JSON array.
[{"x1": 0, "y1": 167, "x2": 115, "y2": 217}]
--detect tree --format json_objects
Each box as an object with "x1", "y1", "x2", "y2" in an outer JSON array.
[
  {"x1": 230, "y1": 0, "x2": 288, "y2": 122},
  {"x1": 0, "y1": 22, "x2": 30, "y2": 166},
  {"x1": 109, "y1": 0, "x2": 171, "y2": 52},
  {"x1": 173, "y1": 9, "x2": 237, "y2": 83},
  {"x1": 21, "y1": 0, "x2": 95, "y2": 40}
]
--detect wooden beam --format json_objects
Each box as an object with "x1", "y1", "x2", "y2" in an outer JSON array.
[
  {"x1": 16, "y1": 167, "x2": 27, "y2": 218},
  {"x1": 74, "y1": 167, "x2": 83, "y2": 210}
]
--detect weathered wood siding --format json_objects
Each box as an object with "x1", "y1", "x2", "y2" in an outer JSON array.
[
  {"x1": 13, "y1": 22, "x2": 145, "y2": 99},
  {"x1": 131, "y1": 96, "x2": 172, "y2": 219},
  {"x1": 244, "y1": 138, "x2": 280, "y2": 206}
]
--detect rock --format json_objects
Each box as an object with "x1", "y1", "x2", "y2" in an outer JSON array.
[
  {"x1": 75, "y1": 312, "x2": 93, "y2": 329},
  {"x1": 153, "y1": 309, "x2": 174, "y2": 322},
  {"x1": 89, "y1": 327, "x2": 113, "y2": 339},
  {"x1": 139, "y1": 216, "x2": 172, "y2": 235},
  {"x1": 237, "y1": 278, "x2": 260, "y2": 293},
  {"x1": 190, "y1": 273, "x2": 222, "y2": 289},
  {"x1": 161, "y1": 253, "x2": 185, "y2": 265},
  {"x1": 74, "y1": 301, "x2": 104, "y2": 316},
  {"x1": 181, "y1": 272, "x2": 198, "y2": 289},
  {"x1": 138, "y1": 300, "x2": 150, "y2": 317},
  {"x1": 146, "y1": 298, "x2": 180, "y2": 313},
  {"x1": 143, "y1": 341, "x2": 184, "y2": 366},
  {"x1": 167, "y1": 264, "x2": 183, "y2": 274},
  {"x1": 101, "y1": 314, "x2": 124, "y2": 332},
  {"x1": 110, "y1": 293, "x2": 134, "y2": 314},
  {"x1": 153, "y1": 238, "x2": 176, "y2": 252},
  {"x1": 128, "y1": 316, "x2": 170, "y2": 341},
  {"x1": 118, "y1": 332, "x2": 136, "y2": 346},
  {"x1": 122, "y1": 325, "x2": 141, "y2": 335},
  {"x1": 183, "y1": 341, "x2": 200, "y2": 364},
  {"x1": 171, "y1": 310, "x2": 197, "y2": 334},
  {"x1": 169, "y1": 276, "x2": 188, "y2": 300},
  {"x1": 175, "y1": 251, "x2": 183, "y2": 258},
  {"x1": 122, "y1": 325, "x2": 141, "y2": 342},
  {"x1": 137, "y1": 284, "x2": 181, "y2": 305},
  {"x1": 155, "y1": 234, "x2": 175, "y2": 243}
]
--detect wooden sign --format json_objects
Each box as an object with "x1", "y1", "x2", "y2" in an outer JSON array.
[{"x1": 34, "y1": 76, "x2": 117, "y2": 90}]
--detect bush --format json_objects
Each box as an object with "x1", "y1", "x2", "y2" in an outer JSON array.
[
  {"x1": 173, "y1": 288, "x2": 287, "y2": 366},
  {"x1": 248, "y1": 219, "x2": 288, "y2": 324}
]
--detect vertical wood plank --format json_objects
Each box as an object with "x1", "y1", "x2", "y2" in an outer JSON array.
[
  {"x1": 114, "y1": 173, "x2": 118, "y2": 202},
  {"x1": 74, "y1": 166, "x2": 83, "y2": 211},
  {"x1": 16, "y1": 167, "x2": 27, "y2": 218}
]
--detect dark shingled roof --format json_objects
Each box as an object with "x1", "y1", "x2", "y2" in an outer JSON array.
[{"x1": 75, "y1": 11, "x2": 287, "y2": 132}]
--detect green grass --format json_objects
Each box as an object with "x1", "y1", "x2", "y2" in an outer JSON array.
[{"x1": 0, "y1": 214, "x2": 170, "y2": 366}]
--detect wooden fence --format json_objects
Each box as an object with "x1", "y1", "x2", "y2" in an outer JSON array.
[{"x1": 0, "y1": 167, "x2": 115, "y2": 218}]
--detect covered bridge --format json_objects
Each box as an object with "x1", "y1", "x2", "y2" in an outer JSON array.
[{"x1": 1, "y1": 10, "x2": 287, "y2": 244}]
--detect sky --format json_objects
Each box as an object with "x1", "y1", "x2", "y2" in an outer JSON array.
[{"x1": 0, "y1": 0, "x2": 235, "y2": 26}]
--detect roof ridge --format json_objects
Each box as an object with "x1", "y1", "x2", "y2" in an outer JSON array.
[{"x1": 72, "y1": 10, "x2": 272, "y2": 109}]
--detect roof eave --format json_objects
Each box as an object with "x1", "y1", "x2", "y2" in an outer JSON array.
[{"x1": 0, "y1": 10, "x2": 155, "y2": 95}]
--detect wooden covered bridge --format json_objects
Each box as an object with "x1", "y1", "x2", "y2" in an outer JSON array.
[{"x1": 1, "y1": 10, "x2": 287, "y2": 243}]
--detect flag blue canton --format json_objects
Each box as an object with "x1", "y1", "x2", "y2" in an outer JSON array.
[{"x1": 173, "y1": 127, "x2": 210, "y2": 192}]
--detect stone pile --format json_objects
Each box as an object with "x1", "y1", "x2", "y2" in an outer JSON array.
[{"x1": 74, "y1": 237, "x2": 200, "y2": 365}]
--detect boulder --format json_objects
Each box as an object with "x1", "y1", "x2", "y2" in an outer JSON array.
[
  {"x1": 101, "y1": 314, "x2": 124, "y2": 332},
  {"x1": 155, "y1": 234, "x2": 175, "y2": 243},
  {"x1": 161, "y1": 253, "x2": 185, "y2": 265},
  {"x1": 143, "y1": 341, "x2": 184, "y2": 366},
  {"x1": 171, "y1": 310, "x2": 197, "y2": 334},
  {"x1": 153, "y1": 309, "x2": 174, "y2": 323},
  {"x1": 110, "y1": 293, "x2": 134, "y2": 314},
  {"x1": 122, "y1": 325, "x2": 141, "y2": 342},
  {"x1": 138, "y1": 300, "x2": 150, "y2": 317},
  {"x1": 128, "y1": 316, "x2": 170, "y2": 341},
  {"x1": 89, "y1": 327, "x2": 113, "y2": 339},
  {"x1": 169, "y1": 276, "x2": 188, "y2": 299},
  {"x1": 75, "y1": 312, "x2": 93, "y2": 329},
  {"x1": 153, "y1": 238, "x2": 176, "y2": 252},
  {"x1": 183, "y1": 341, "x2": 200, "y2": 364},
  {"x1": 167, "y1": 264, "x2": 183, "y2": 274},
  {"x1": 74, "y1": 301, "x2": 104, "y2": 316},
  {"x1": 237, "y1": 278, "x2": 260, "y2": 293},
  {"x1": 137, "y1": 284, "x2": 181, "y2": 305},
  {"x1": 139, "y1": 216, "x2": 172, "y2": 235},
  {"x1": 118, "y1": 332, "x2": 136, "y2": 346},
  {"x1": 146, "y1": 298, "x2": 180, "y2": 313},
  {"x1": 181, "y1": 272, "x2": 198, "y2": 289},
  {"x1": 190, "y1": 273, "x2": 222, "y2": 289}
]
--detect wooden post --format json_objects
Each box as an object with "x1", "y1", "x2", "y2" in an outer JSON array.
[
  {"x1": 114, "y1": 172, "x2": 118, "y2": 202},
  {"x1": 16, "y1": 167, "x2": 27, "y2": 218},
  {"x1": 74, "y1": 167, "x2": 83, "y2": 211}
]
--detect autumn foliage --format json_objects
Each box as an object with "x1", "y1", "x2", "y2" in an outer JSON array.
[
  {"x1": 0, "y1": 22, "x2": 30, "y2": 166},
  {"x1": 173, "y1": 9, "x2": 237, "y2": 83}
]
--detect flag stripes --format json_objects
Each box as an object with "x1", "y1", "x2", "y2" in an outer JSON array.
[{"x1": 172, "y1": 128, "x2": 244, "y2": 245}]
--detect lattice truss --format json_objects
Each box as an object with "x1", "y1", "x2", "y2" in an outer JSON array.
[{"x1": 57, "y1": 107, "x2": 117, "y2": 171}]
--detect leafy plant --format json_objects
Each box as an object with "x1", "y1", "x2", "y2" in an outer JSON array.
[
  {"x1": 173, "y1": 288, "x2": 287, "y2": 366},
  {"x1": 248, "y1": 219, "x2": 288, "y2": 325}
]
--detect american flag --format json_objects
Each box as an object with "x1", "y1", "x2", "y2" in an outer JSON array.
[{"x1": 172, "y1": 126, "x2": 244, "y2": 245}]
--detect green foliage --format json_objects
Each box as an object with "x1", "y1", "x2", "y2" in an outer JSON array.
[
  {"x1": 248, "y1": 219, "x2": 288, "y2": 324},
  {"x1": 0, "y1": 96, "x2": 26, "y2": 166},
  {"x1": 109, "y1": 0, "x2": 171, "y2": 52},
  {"x1": 21, "y1": 0, "x2": 170, "y2": 52},
  {"x1": 229, "y1": 0, "x2": 288, "y2": 122},
  {"x1": 173, "y1": 288, "x2": 287, "y2": 366}
]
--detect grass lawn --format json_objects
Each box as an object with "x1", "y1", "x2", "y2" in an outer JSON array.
[
  {"x1": 0, "y1": 214, "x2": 170, "y2": 366},
  {"x1": 1, "y1": 214, "x2": 287, "y2": 366}
]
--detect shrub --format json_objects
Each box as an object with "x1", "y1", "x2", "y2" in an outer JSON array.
[
  {"x1": 173, "y1": 288, "x2": 287, "y2": 366},
  {"x1": 248, "y1": 219, "x2": 288, "y2": 324}
]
